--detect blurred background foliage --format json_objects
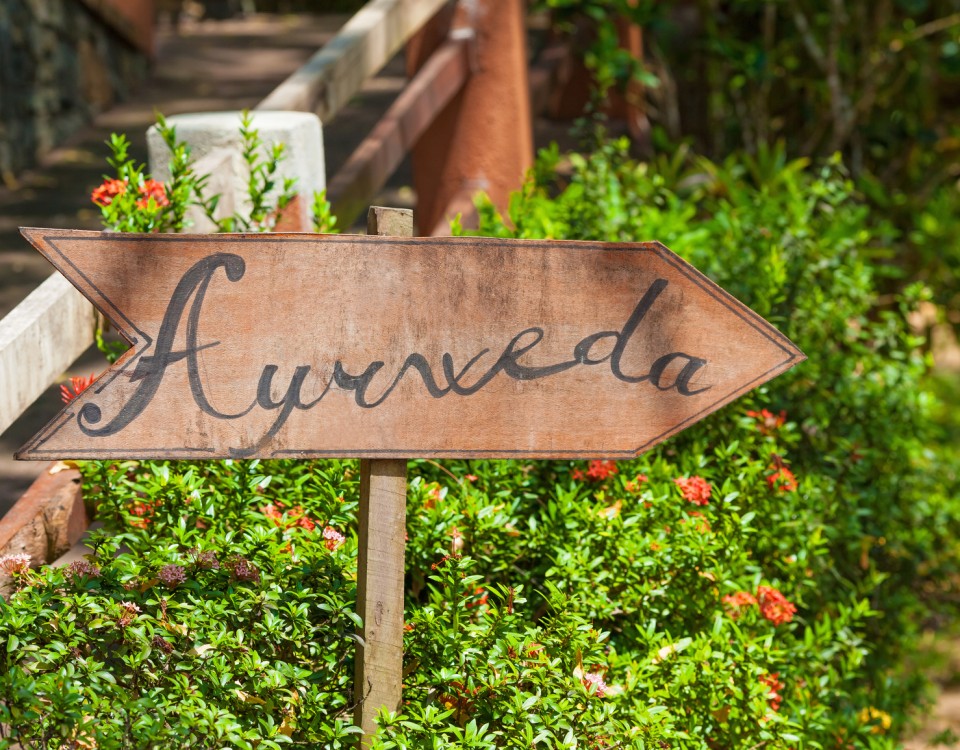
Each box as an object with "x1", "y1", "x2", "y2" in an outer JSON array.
[{"x1": 536, "y1": 0, "x2": 960, "y2": 330}]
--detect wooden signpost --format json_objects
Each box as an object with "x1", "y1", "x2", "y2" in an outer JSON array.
[{"x1": 18, "y1": 216, "x2": 803, "y2": 740}]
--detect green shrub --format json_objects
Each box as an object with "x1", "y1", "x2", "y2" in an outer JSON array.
[{"x1": 2, "y1": 125, "x2": 957, "y2": 747}]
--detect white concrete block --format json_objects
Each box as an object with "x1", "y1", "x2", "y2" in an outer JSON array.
[{"x1": 147, "y1": 111, "x2": 325, "y2": 232}]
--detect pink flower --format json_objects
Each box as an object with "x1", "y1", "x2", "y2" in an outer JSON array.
[
  {"x1": 0, "y1": 554, "x2": 31, "y2": 575},
  {"x1": 158, "y1": 564, "x2": 186, "y2": 589},
  {"x1": 323, "y1": 526, "x2": 345, "y2": 551},
  {"x1": 227, "y1": 556, "x2": 260, "y2": 584},
  {"x1": 675, "y1": 476, "x2": 711, "y2": 505},
  {"x1": 582, "y1": 671, "x2": 608, "y2": 697}
]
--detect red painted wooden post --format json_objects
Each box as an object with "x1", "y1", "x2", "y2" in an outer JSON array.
[{"x1": 406, "y1": 0, "x2": 534, "y2": 235}]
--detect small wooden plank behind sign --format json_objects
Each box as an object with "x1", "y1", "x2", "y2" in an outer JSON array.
[{"x1": 17, "y1": 228, "x2": 804, "y2": 461}]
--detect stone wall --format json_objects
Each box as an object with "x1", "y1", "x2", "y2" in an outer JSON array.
[{"x1": 0, "y1": 0, "x2": 149, "y2": 180}]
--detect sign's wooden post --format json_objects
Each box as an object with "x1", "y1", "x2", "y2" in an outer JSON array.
[{"x1": 353, "y1": 206, "x2": 413, "y2": 741}]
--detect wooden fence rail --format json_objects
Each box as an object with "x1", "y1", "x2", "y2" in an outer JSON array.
[{"x1": 256, "y1": 0, "x2": 449, "y2": 119}]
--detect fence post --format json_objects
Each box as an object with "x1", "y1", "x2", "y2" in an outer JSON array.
[
  {"x1": 146, "y1": 111, "x2": 325, "y2": 233},
  {"x1": 406, "y1": 0, "x2": 533, "y2": 235}
]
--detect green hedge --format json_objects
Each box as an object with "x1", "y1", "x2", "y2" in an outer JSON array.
[{"x1": 1, "y1": 141, "x2": 957, "y2": 748}]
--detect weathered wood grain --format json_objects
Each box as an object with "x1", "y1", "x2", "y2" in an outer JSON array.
[
  {"x1": 17, "y1": 227, "x2": 804, "y2": 460},
  {"x1": 0, "y1": 272, "x2": 97, "y2": 436},
  {"x1": 255, "y1": 0, "x2": 449, "y2": 119},
  {"x1": 354, "y1": 206, "x2": 411, "y2": 741}
]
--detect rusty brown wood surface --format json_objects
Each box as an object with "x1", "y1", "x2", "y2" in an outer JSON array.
[{"x1": 17, "y1": 227, "x2": 804, "y2": 460}]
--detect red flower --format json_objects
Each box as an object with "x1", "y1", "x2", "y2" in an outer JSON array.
[
  {"x1": 128, "y1": 499, "x2": 158, "y2": 528},
  {"x1": 722, "y1": 590, "x2": 757, "y2": 617},
  {"x1": 574, "y1": 460, "x2": 619, "y2": 482},
  {"x1": 423, "y1": 482, "x2": 444, "y2": 509},
  {"x1": 261, "y1": 503, "x2": 283, "y2": 524},
  {"x1": 91, "y1": 178, "x2": 127, "y2": 206},
  {"x1": 60, "y1": 374, "x2": 96, "y2": 404},
  {"x1": 674, "y1": 476, "x2": 711, "y2": 505},
  {"x1": 759, "y1": 672, "x2": 785, "y2": 711},
  {"x1": 323, "y1": 526, "x2": 345, "y2": 551},
  {"x1": 136, "y1": 179, "x2": 169, "y2": 209},
  {"x1": 747, "y1": 408, "x2": 786, "y2": 435},
  {"x1": 465, "y1": 586, "x2": 488, "y2": 609},
  {"x1": 757, "y1": 585, "x2": 797, "y2": 625},
  {"x1": 297, "y1": 515, "x2": 316, "y2": 532},
  {"x1": 766, "y1": 466, "x2": 798, "y2": 493},
  {"x1": 587, "y1": 460, "x2": 618, "y2": 481}
]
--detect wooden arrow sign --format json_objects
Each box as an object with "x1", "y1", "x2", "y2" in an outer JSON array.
[{"x1": 17, "y1": 228, "x2": 803, "y2": 460}]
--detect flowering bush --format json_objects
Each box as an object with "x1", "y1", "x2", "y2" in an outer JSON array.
[{"x1": 1, "y1": 131, "x2": 957, "y2": 747}]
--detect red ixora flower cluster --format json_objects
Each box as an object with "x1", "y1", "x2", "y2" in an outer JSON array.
[
  {"x1": 722, "y1": 590, "x2": 758, "y2": 616},
  {"x1": 572, "y1": 460, "x2": 618, "y2": 482},
  {"x1": 61, "y1": 374, "x2": 96, "y2": 404},
  {"x1": 759, "y1": 672, "x2": 785, "y2": 711},
  {"x1": 261, "y1": 502, "x2": 319, "y2": 532},
  {"x1": 465, "y1": 586, "x2": 489, "y2": 610},
  {"x1": 766, "y1": 466, "x2": 798, "y2": 493},
  {"x1": 674, "y1": 476, "x2": 711, "y2": 505},
  {"x1": 757, "y1": 585, "x2": 797, "y2": 625},
  {"x1": 90, "y1": 178, "x2": 169, "y2": 209},
  {"x1": 746, "y1": 408, "x2": 787, "y2": 435},
  {"x1": 724, "y1": 586, "x2": 797, "y2": 626},
  {"x1": 129, "y1": 497, "x2": 163, "y2": 529},
  {"x1": 136, "y1": 179, "x2": 169, "y2": 208},
  {"x1": 91, "y1": 178, "x2": 127, "y2": 206}
]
